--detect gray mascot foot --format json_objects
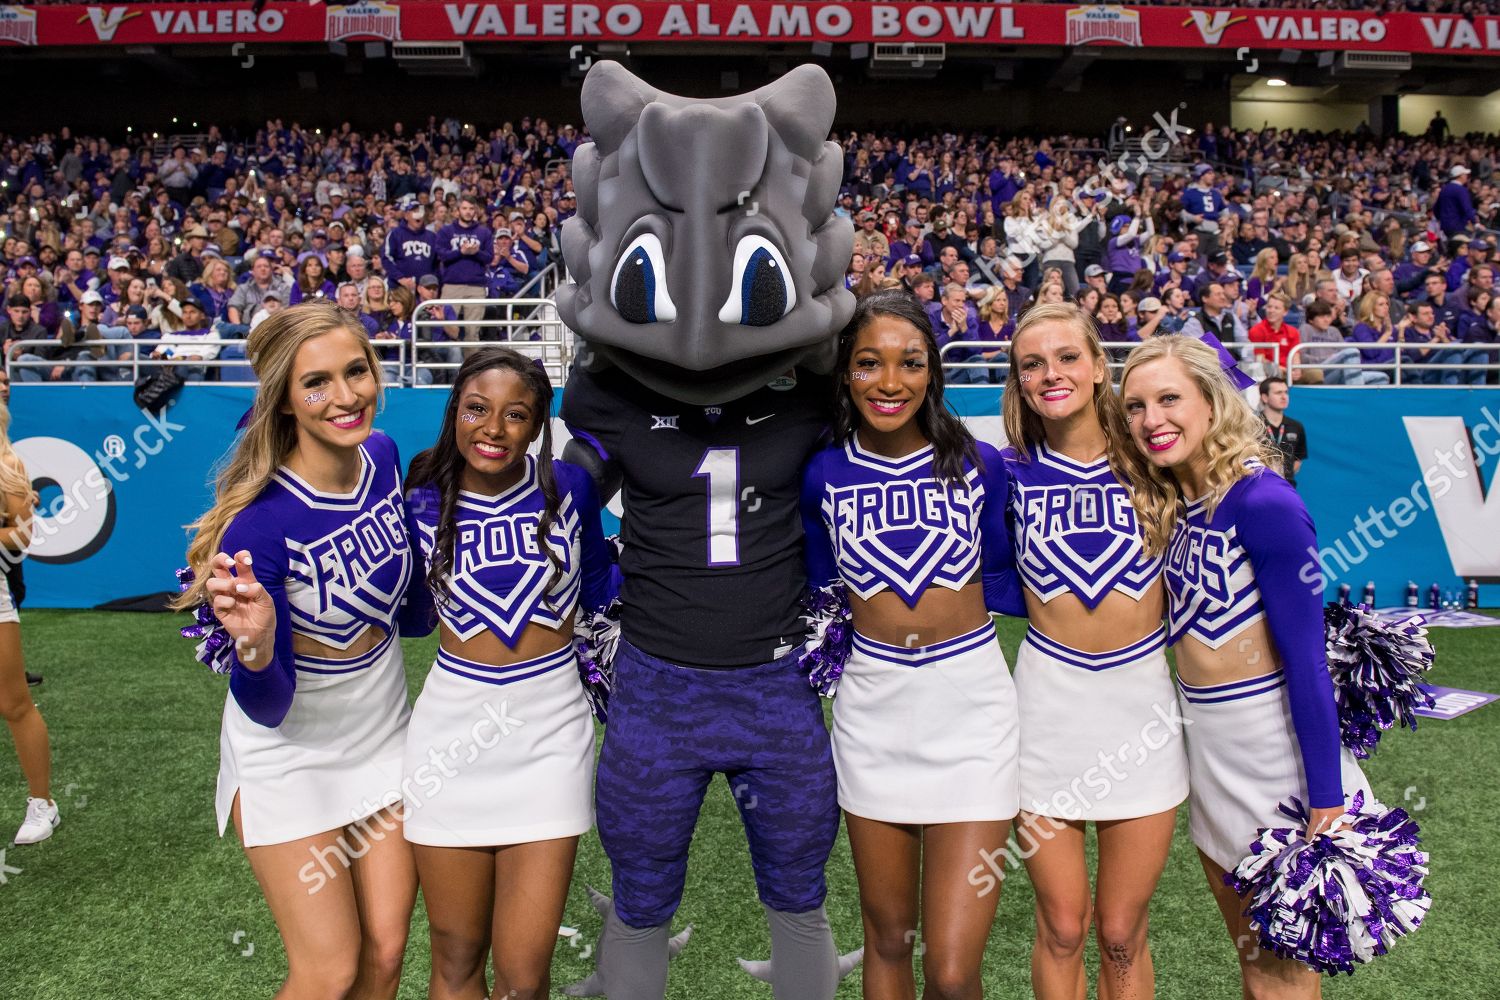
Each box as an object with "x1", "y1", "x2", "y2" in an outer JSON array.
[
  {"x1": 561, "y1": 885, "x2": 694, "y2": 997},
  {"x1": 735, "y1": 947, "x2": 864, "y2": 983}
]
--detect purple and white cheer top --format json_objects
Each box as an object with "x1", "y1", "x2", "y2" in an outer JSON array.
[
  {"x1": 404, "y1": 457, "x2": 615, "y2": 649},
  {"x1": 1002, "y1": 443, "x2": 1161, "y2": 608},
  {"x1": 1165, "y1": 465, "x2": 1343, "y2": 808},
  {"x1": 220, "y1": 430, "x2": 416, "y2": 727},
  {"x1": 801, "y1": 437, "x2": 1024, "y2": 617}
]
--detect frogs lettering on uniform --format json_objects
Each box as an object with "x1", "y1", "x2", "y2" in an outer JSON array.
[{"x1": 307, "y1": 494, "x2": 408, "y2": 617}]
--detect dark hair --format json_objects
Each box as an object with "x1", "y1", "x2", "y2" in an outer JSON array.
[
  {"x1": 831, "y1": 288, "x2": 980, "y2": 484},
  {"x1": 6, "y1": 294, "x2": 30, "y2": 309},
  {"x1": 1304, "y1": 299, "x2": 1335, "y2": 322},
  {"x1": 404, "y1": 347, "x2": 563, "y2": 604},
  {"x1": 1259, "y1": 375, "x2": 1288, "y2": 396}
]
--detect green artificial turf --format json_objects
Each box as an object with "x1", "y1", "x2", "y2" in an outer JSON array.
[{"x1": 2, "y1": 610, "x2": 1497, "y2": 998}]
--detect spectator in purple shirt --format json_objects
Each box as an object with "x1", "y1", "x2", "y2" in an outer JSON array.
[
  {"x1": 289, "y1": 254, "x2": 335, "y2": 305},
  {"x1": 1434, "y1": 164, "x2": 1477, "y2": 237},
  {"x1": 437, "y1": 195, "x2": 493, "y2": 337}
]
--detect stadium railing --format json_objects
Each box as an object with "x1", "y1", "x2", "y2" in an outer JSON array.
[
  {"x1": 1286, "y1": 341, "x2": 1500, "y2": 387},
  {"x1": 938, "y1": 339, "x2": 1283, "y2": 381},
  {"x1": 411, "y1": 296, "x2": 573, "y2": 385},
  {"x1": 5, "y1": 338, "x2": 407, "y2": 383}
]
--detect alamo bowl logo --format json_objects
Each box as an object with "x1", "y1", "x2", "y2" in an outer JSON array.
[
  {"x1": 327, "y1": 1, "x2": 401, "y2": 42},
  {"x1": 0, "y1": 6, "x2": 38, "y2": 46},
  {"x1": 1066, "y1": 5, "x2": 1142, "y2": 47}
]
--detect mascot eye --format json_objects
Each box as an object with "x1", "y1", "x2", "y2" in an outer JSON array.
[
  {"x1": 718, "y1": 235, "x2": 795, "y2": 327},
  {"x1": 611, "y1": 233, "x2": 677, "y2": 324}
]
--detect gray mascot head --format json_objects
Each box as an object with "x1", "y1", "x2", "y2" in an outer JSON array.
[{"x1": 558, "y1": 61, "x2": 855, "y2": 405}]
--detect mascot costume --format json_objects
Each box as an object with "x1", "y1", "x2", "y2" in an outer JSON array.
[{"x1": 557, "y1": 61, "x2": 857, "y2": 999}]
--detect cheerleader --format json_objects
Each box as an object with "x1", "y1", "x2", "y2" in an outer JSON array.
[
  {"x1": 401, "y1": 347, "x2": 614, "y2": 999},
  {"x1": 1119, "y1": 335, "x2": 1370, "y2": 997},
  {"x1": 175, "y1": 302, "x2": 419, "y2": 999},
  {"x1": 0, "y1": 402, "x2": 54, "y2": 845},
  {"x1": 801, "y1": 289, "x2": 1025, "y2": 998},
  {"x1": 1000, "y1": 303, "x2": 1188, "y2": 1000}
]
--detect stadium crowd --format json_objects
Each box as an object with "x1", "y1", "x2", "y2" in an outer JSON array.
[
  {"x1": 1, "y1": 114, "x2": 1498, "y2": 386},
  {"x1": 833, "y1": 123, "x2": 1500, "y2": 386}
]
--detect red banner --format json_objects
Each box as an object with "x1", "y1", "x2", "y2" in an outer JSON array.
[{"x1": 6, "y1": 2, "x2": 1500, "y2": 54}]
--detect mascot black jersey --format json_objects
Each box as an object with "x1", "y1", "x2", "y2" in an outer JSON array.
[{"x1": 563, "y1": 364, "x2": 829, "y2": 668}]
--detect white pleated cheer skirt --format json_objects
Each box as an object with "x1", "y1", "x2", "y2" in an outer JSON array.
[
  {"x1": 1177, "y1": 671, "x2": 1373, "y2": 872},
  {"x1": 1014, "y1": 626, "x2": 1189, "y2": 821},
  {"x1": 832, "y1": 622, "x2": 1019, "y2": 824},
  {"x1": 217, "y1": 631, "x2": 412, "y2": 847},
  {"x1": 402, "y1": 644, "x2": 595, "y2": 848}
]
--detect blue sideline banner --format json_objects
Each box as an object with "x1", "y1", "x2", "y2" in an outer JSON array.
[{"x1": 11, "y1": 384, "x2": 1500, "y2": 609}]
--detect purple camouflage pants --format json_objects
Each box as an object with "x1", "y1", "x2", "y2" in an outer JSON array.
[{"x1": 596, "y1": 639, "x2": 840, "y2": 928}]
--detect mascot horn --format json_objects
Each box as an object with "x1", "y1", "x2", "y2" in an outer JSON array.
[
  {"x1": 558, "y1": 61, "x2": 860, "y2": 1000},
  {"x1": 557, "y1": 59, "x2": 855, "y2": 405}
]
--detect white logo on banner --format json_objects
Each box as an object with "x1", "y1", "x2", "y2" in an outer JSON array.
[
  {"x1": 13, "y1": 436, "x2": 115, "y2": 564},
  {"x1": 1404, "y1": 416, "x2": 1500, "y2": 576},
  {"x1": 1185, "y1": 10, "x2": 1247, "y2": 46},
  {"x1": 84, "y1": 7, "x2": 137, "y2": 42}
]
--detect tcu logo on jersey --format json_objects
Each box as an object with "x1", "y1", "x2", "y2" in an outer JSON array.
[
  {"x1": 305, "y1": 495, "x2": 409, "y2": 616},
  {"x1": 402, "y1": 240, "x2": 433, "y2": 258},
  {"x1": 1165, "y1": 524, "x2": 1234, "y2": 607}
]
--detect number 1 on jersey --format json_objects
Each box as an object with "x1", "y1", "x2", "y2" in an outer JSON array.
[{"x1": 692, "y1": 447, "x2": 741, "y2": 566}]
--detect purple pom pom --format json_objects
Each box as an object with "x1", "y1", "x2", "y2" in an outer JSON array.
[
  {"x1": 175, "y1": 564, "x2": 235, "y2": 676},
  {"x1": 572, "y1": 599, "x2": 620, "y2": 723},
  {"x1": 1226, "y1": 791, "x2": 1430, "y2": 975},
  {"x1": 1324, "y1": 603, "x2": 1436, "y2": 758},
  {"x1": 798, "y1": 583, "x2": 852, "y2": 697}
]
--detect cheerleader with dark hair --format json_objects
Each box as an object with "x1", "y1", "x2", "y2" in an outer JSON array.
[
  {"x1": 801, "y1": 288, "x2": 1025, "y2": 997},
  {"x1": 402, "y1": 346, "x2": 615, "y2": 1000}
]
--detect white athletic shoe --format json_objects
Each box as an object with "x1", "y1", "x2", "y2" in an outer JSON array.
[{"x1": 14, "y1": 797, "x2": 59, "y2": 845}]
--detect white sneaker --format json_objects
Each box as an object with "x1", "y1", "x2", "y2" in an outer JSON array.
[{"x1": 14, "y1": 797, "x2": 59, "y2": 845}]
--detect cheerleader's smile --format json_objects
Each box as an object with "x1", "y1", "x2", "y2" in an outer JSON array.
[
  {"x1": 847, "y1": 314, "x2": 931, "y2": 456},
  {"x1": 456, "y1": 367, "x2": 543, "y2": 494}
]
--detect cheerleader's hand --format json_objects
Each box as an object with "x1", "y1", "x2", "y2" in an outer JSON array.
[
  {"x1": 1305, "y1": 805, "x2": 1346, "y2": 840},
  {"x1": 205, "y1": 550, "x2": 276, "y2": 670}
]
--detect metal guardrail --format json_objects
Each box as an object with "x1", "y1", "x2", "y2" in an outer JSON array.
[
  {"x1": 411, "y1": 295, "x2": 573, "y2": 385},
  {"x1": 4, "y1": 336, "x2": 407, "y2": 383},
  {"x1": 1286, "y1": 340, "x2": 1500, "y2": 387},
  {"x1": 938, "y1": 338, "x2": 1282, "y2": 378}
]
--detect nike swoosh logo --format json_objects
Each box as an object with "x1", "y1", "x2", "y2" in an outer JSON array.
[{"x1": 745, "y1": 414, "x2": 775, "y2": 425}]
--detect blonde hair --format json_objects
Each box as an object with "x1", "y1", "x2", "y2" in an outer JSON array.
[
  {"x1": 173, "y1": 303, "x2": 383, "y2": 610},
  {"x1": 1250, "y1": 247, "x2": 1279, "y2": 286},
  {"x1": 1120, "y1": 335, "x2": 1281, "y2": 556},
  {"x1": 976, "y1": 285, "x2": 1008, "y2": 325},
  {"x1": 0, "y1": 403, "x2": 37, "y2": 546},
  {"x1": 1356, "y1": 291, "x2": 1390, "y2": 332},
  {"x1": 1002, "y1": 303, "x2": 1154, "y2": 496},
  {"x1": 1284, "y1": 253, "x2": 1316, "y2": 303}
]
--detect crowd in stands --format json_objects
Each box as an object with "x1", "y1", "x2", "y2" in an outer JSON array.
[
  {"x1": 0, "y1": 115, "x2": 576, "y2": 383},
  {"x1": 834, "y1": 121, "x2": 1499, "y2": 386},
  {"x1": 2, "y1": 112, "x2": 1498, "y2": 386}
]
